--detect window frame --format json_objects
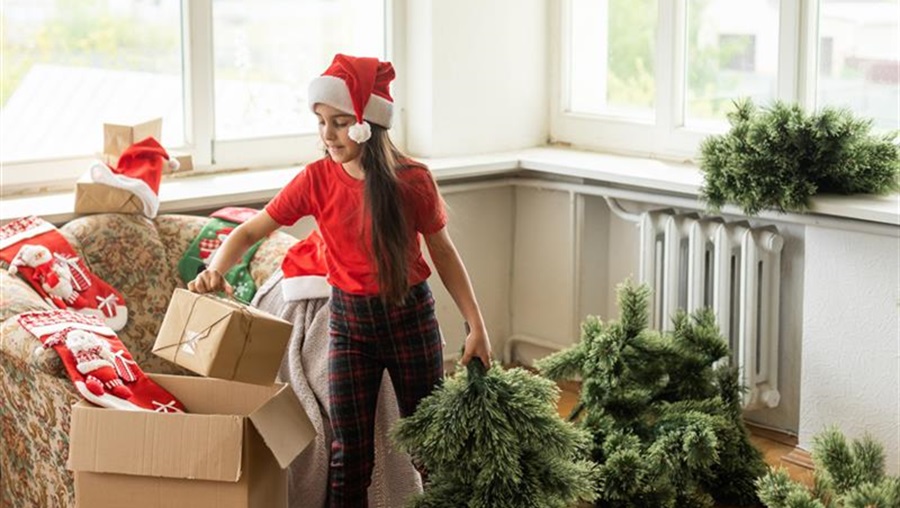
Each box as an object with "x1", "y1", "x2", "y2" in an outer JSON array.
[
  {"x1": 551, "y1": 0, "x2": 813, "y2": 161},
  {"x1": 1, "y1": 0, "x2": 396, "y2": 196}
]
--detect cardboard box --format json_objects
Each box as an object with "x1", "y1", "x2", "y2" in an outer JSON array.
[
  {"x1": 68, "y1": 374, "x2": 315, "y2": 508},
  {"x1": 153, "y1": 289, "x2": 292, "y2": 386},
  {"x1": 170, "y1": 151, "x2": 194, "y2": 172},
  {"x1": 74, "y1": 181, "x2": 144, "y2": 215},
  {"x1": 103, "y1": 117, "x2": 163, "y2": 157}
]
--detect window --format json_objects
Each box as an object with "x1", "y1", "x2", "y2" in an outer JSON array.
[
  {"x1": 819, "y1": 36, "x2": 834, "y2": 76},
  {"x1": 719, "y1": 35, "x2": 757, "y2": 72},
  {"x1": 817, "y1": 0, "x2": 899, "y2": 131},
  {"x1": 568, "y1": 0, "x2": 657, "y2": 122},
  {"x1": 1, "y1": 0, "x2": 184, "y2": 163},
  {"x1": 1, "y1": 0, "x2": 387, "y2": 195},
  {"x1": 555, "y1": 0, "x2": 899, "y2": 159},
  {"x1": 686, "y1": 0, "x2": 778, "y2": 129}
]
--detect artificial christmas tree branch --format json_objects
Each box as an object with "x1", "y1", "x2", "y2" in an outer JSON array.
[
  {"x1": 757, "y1": 427, "x2": 900, "y2": 508},
  {"x1": 536, "y1": 280, "x2": 766, "y2": 507},
  {"x1": 699, "y1": 98, "x2": 900, "y2": 216},
  {"x1": 392, "y1": 358, "x2": 599, "y2": 508}
]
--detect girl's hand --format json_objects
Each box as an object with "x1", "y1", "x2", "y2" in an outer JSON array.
[
  {"x1": 187, "y1": 268, "x2": 234, "y2": 296},
  {"x1": 460, "y1": 325, "x2": 492, "y2": 367}
]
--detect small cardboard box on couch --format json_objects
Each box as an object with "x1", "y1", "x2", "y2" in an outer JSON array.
[
  {"x1": 68, "y1": 373, "x2": 315, "y2": 508},
  {"x1": 152, "y1": 288, "x2": 293, "y2": 386}
]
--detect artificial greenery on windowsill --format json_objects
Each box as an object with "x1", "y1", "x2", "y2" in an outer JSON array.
[
  {"x1": 756, "y1": 427, "x2": 900, "y2": 508},
  {"x1": 699, "y1": 98, "x2": 900, "y2": 216}
]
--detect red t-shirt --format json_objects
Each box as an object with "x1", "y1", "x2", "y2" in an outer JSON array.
[{"x1": 265, "y1": 157, "x2": 447, "y2": 295}]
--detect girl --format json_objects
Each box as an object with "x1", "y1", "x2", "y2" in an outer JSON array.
[{"x1": 188, "y1": 53, "x2": 492, "y2": 507}]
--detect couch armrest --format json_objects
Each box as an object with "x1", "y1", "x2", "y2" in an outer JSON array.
[
  {"x1": 0, "y1": 317, "x2": 66, "y2": 378},
  {"x1": 0, "y1": 270, "x2": 52, "y2": 322},
  {"x1": 0, "y1": 271, "x2": 67, "y2": 376}
]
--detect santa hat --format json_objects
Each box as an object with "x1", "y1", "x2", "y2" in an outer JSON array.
[
  {"x1": 89, "y1": 137, "x2": 178, "y2": 219},
  {"x1": 307, "y1": 54, "x2": 395, "y2": 143},
  {"x1": 281, "y1": 229, "x2": 330, "y2": 301}
]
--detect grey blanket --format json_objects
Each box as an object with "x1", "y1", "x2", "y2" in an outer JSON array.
[{"x1": 252, "y1": 270, "x2": 422, "y2": 508}]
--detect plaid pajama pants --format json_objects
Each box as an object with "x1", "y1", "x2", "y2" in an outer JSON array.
[{"x1": 327, "y1": 281, "x2": 444, "y2": 508}]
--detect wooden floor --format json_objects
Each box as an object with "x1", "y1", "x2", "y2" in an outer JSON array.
[{"x1": 555, "y1": 383, "x2": 814, "y2": 507}]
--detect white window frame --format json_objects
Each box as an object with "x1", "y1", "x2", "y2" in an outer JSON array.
[
  {"x1": 551, "y1": 0, "x2": 813, "y2": 162},
  {"x1": 2, "y1": 0, "x2": 397, "y2": 196}
]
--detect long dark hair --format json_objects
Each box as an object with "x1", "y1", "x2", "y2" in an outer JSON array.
[{"x1": 360, "y1": 125, "x2": 411, "y2": 304}]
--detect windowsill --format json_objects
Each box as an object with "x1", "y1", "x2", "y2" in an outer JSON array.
[{"x1": 2, "y1": 146, "x2": 898, "y2": 229}]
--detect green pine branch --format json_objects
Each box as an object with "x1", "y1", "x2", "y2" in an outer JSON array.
[
  {"x1": 757, "y1": 427, "x2": 900, "y2": 508},
  {"x1": 700, "y1": 98, "x2": 900, "y2": 216},
  {"x1": 545, "y1": 280, "x2": 765, "y2": 507},
  {"x1": 392, "y1": 361, "x2": 600, "y2": 508}
]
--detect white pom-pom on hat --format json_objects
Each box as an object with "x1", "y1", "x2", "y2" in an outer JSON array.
[{"x1": 348, "y1": 121, "x2": 372, "y2": 143}]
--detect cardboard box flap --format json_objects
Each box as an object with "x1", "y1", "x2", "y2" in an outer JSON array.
[
  {"x1": 149, "y1": 373, "x2": 280, "y2": 416},
  {"x1": 248, "y1": 385, "x2": 315, "y2": 469},
  {"x1": 68, "y1": 403, "x2": 245, "y2": 482}
]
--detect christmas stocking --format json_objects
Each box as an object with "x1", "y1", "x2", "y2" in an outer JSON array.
[
  {"x1": 178, "y1": 207, "x2": 264, "y2": 304},
  {"x1": 1, "y1": 216, "x2": 128, "y2": 330},
  {"x1": 17, "y1": 310, "x2": 185, "y2": 413}
]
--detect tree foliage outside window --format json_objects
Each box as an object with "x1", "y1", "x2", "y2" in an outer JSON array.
[
  {"x1": 1, "y1": 0, "x2": 180, "y2": 106},
  {"x1": 605, "y1": 0, "x2": 657, "y2": 112}
]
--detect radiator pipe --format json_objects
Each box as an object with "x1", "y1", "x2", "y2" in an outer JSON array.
[{"x1": 503, "y1": 334, "x2": 567, "y2": 365}]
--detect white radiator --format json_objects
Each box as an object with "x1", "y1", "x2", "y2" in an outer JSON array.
[{"x1": 639, "y1": 210, "x2": 783, "y2": 410}]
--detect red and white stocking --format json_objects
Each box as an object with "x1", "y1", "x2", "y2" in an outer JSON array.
[
  {"x1": 1, "y1": 216, "x2": 128, "y2": 330},
  {"x1": 18, "y1": 310, "x2": 185, "y2": 413}
]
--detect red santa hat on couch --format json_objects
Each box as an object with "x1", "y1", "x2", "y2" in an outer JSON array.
[
  {"x1": 89, "y1": 137, "x2": 178, "y2": 219},
  {"x1": 307, "y1": 54, "x2": 395, "y2": 143}
]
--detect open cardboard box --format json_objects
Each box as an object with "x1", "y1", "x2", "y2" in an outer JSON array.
[{"x1": 68, "y1": 374, "x2": 315, "y2": 508}]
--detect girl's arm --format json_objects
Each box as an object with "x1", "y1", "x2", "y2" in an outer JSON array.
[
  {"x1": 188, "y1": 210, "x2": 282, "y2": 295},
  {"x1": 424, "y1": 226, "x2": 492, "y2": 366}
]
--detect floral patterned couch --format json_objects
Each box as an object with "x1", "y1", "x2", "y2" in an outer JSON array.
[{"x1": 0, "y1": 213, "x2": 294, "y2": 508}]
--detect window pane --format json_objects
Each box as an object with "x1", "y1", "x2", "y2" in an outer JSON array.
[
  {"x1": 569, "y1": 0, "x2": 657, "y2": 120},
  {"x1": 213, "y1": 0, "x2": 385, "y2": 140},
  {"x1": 1, "y1": 0, "x2": 184, "y2": 163},
  {"x1": 685, "y1": 0, "x2": 779, "y2": 129},
  {"x1": 818, "y1": 0, "x2": 899, "y2": 131}
]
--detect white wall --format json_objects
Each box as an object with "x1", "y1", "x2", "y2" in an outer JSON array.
[
  {"x1": 404, "y1": 0, "x2": 549, "y2": 157},
  {"x1": 801, "y1": 227, "x2": 900, "y2": 474},
  {"x1": 427, "y1": 186, "x2": 515, "y2": 364},
  {"x1": 500, "y1": 188, "x2": 621, "y2": 363}
]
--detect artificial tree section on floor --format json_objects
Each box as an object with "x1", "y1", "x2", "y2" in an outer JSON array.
[
  {"x1": 392, "y1": 358, "x2": 599, "y2": 508},
  {"x1": 536, "y1": 280, "x2": 767, "y2": 508},
  {"x1": 757, "y1": 427, "x2": 900, "y2": 508}
]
